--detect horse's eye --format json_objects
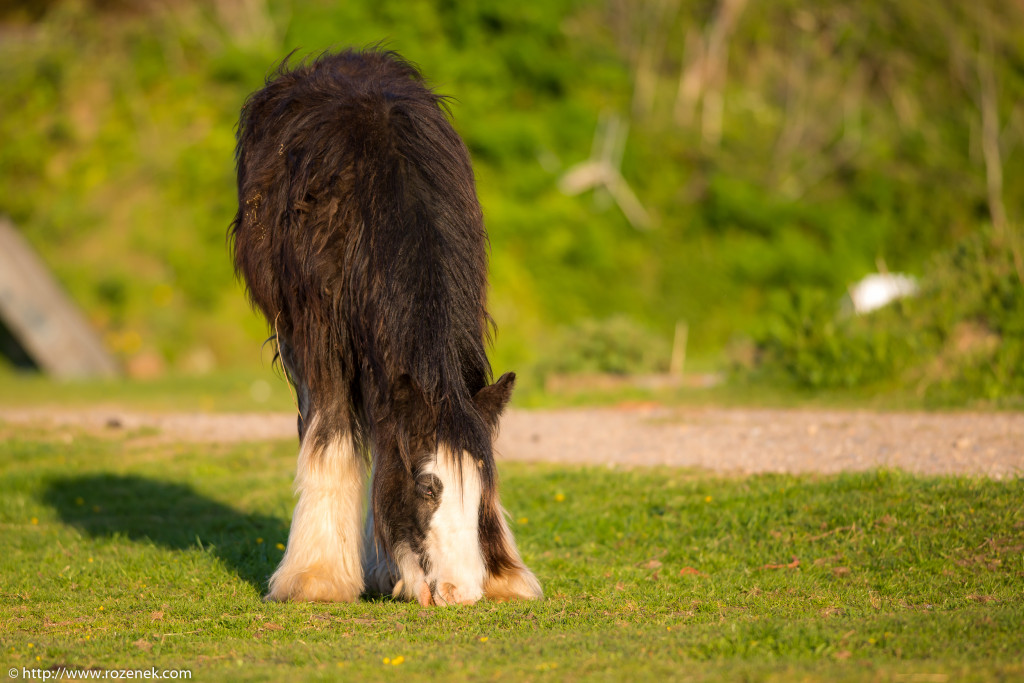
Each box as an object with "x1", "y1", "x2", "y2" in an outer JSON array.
[{"x1": 415, "y1": 474, "x2": 443, "y2": 501}]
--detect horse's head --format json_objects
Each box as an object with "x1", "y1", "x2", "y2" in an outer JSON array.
[{"x1": 369, "y1": 372, "x2": 541, "y2": 606}]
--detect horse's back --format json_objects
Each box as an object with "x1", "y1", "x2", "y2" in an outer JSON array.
[{"x1": 231, "y1": 48, "x2": 491, "y2": 409}]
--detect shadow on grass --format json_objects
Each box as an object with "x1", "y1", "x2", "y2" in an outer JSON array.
[{"x1": 42, "y1": 474, "x2": 288, "y2": 593}]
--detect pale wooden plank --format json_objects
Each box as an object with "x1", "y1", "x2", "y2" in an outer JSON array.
[{"x1": 0, "y1": 217, "x2": 119, "y2": 379}]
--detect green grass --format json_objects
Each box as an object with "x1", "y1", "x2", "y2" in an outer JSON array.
[
  {"x1": 1, "y1": 427, "x2": 1022, "y2": 681},
  {"x1": 515, "y1": 377, "x2": 944, "y2": 412},
  {"x1": 0, "y1": 368, "x2": 296, "y2": 413},
  {"x1": 0, "y1": 367, "x2": 945, "y2": 414}
]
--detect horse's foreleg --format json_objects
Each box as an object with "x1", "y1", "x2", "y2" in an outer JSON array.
[
  {"x1": 360, "y1": 458, "x2": 396, "y2": 597},
  {"x1": 266, "y1": 414, "x2": 367, "y2": 602}
]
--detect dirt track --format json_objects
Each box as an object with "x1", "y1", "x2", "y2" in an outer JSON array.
[{"x1": 3, "y1": 406, "x2": 1021, "y2": 478}]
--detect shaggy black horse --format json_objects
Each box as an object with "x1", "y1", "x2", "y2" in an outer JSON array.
[{"x1": 230, "y1": 48, "x2": 541, "y2": 605}]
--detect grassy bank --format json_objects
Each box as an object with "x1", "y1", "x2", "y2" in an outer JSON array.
[
  {"x1": 2, "y1": 0, "x2": 1023, "y2": 384},
  {"x1": 1, "y1": 427, "x2": 1021, "y2": 680}
]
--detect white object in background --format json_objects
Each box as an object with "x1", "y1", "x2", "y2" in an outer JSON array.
[{"x1": 848, "y1": 273, "x2": 919, "y2": 315}]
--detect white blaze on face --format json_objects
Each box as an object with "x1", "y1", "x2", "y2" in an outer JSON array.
[{"x1": 421, "y1": 448, "x2": 486, "y2": 605}]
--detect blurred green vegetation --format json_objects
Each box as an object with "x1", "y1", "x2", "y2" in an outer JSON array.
[
  {"x1": 537, "y1": 315, "x2": 670, "y2": 377},
  {"x1": 0, "y1": 0, "x2": 1021, "y2": 405},
  {"x1": 744, "y1": 227, "x2": 1024, "y2": 408}
]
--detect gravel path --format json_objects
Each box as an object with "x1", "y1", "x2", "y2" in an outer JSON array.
[{"x1": 2, "y1": 406, "x2": 1021, "y2": 478}]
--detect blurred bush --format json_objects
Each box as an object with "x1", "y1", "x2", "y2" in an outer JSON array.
[
  {"x1": 538, "y1": 316, "x2": 669, "y2": 376},
  {"x1": 746, "y1": 227, "x2": 1024, "y2": 406}
]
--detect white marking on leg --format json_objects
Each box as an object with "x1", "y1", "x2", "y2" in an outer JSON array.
[
  {"x1": 267, "y1": 415, "x2": 366, "y2": 602},
  {"x1": 360, "y1": 465, "x2": 429, "y2": 601},
  {"x1": 391, "y1": 543, "x2": 431, "y2": 604},
  {"x1": 422, "y1": 449, "x2": 486, "y2": 605}
]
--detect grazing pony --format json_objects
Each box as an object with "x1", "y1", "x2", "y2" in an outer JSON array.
[{"x1": 229, "y1": 48, "x2": 541, "y2": 606}]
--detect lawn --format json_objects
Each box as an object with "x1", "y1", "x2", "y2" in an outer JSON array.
[
  {"x1": 0, "y1": 366, "x2": 944, "y2": 414},
  {"x1": 1, "y1": 423, "x2": 1021, "y2": 681}
]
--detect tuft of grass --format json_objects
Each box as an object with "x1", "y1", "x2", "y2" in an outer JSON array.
[{"x1": 0, "y1": 430, "x2": 1021, "y2": 681}]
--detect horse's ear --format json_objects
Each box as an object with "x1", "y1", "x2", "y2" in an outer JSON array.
[{"x1": 473, "y1": 372, "x2": 516, "y2": 427}]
